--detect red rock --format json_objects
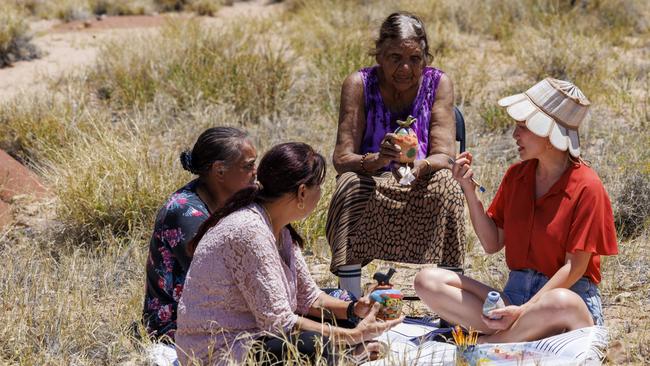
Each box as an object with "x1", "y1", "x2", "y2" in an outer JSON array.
[{"x1": 0, "y1": 149, "x2": 49, "y2": 202}]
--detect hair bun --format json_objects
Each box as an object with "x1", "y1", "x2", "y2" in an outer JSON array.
[{"x1": 180, "y1": 150, "x2": 195, "y2": 173}]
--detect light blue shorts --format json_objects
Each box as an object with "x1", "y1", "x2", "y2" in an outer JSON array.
[{"x1": 502, "y1": 269, "x2": 604, "y2": 326}]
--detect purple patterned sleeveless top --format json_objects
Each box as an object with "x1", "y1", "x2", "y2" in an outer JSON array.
[{"x1": 359, "y1": 66, "x2": 443, "y2": 161}]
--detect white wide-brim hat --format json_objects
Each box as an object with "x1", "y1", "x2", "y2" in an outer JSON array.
[{"x1": 497, "y1": 78, "x2": 590, "y2": 158}]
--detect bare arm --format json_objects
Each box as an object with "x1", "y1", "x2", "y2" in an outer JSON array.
[
  {"x1": 425, "y1": 73, "x2": 457, "y2": 170},
  {"x1": 332, "y1": 72, "x2": 367, "y2": 174},
  {"x1": 295, "y1": 302, "x2": 402, "y2": 345},
  {"x1": 526, "y1": 251, "x2": 592, "y2": 305},
  {"x1": 466, "y1": 189, "x2": 504, "y2": 254},
  {"x1": 305, "y1": 292, "x2": 371, "y2": 320},
  {"x1": 452, "y1": 152, "x2": 504, "y2": 253},
  {"x1": 332, "y1": 73, "x2": 398, "y2": 174}
]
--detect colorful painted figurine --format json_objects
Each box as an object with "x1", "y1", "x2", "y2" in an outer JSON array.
[{"x1": 369, "y1": 268, "x2": 404, "y2": 320}]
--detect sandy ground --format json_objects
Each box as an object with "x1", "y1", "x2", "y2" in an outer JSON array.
[{"x1": 0, "y1": 0, "x2": 281, "y2": 104}]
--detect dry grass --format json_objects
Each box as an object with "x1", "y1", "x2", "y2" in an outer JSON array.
[
  {"x1": 0, "y1": 4, "x2": 40, "y2": 68},
  {"x1": 89, "y1": 18, "x2": 293, "y2": 123},
  {"x1": 0, "y1": 0, "x2": 649, "y2": 364},
  {"x1": 8, "y1": 0, "x2": 233, "y2": 21}
]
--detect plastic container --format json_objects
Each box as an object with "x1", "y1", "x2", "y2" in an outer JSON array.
[
  {"x1": 482, "y1": 291, "x2": 505, "y2": 320},
  {"x1": 369, "y1": 268, "x2": 403, "y2": 320},
  {"x1": 393, "y1": 116, "x2": 418, "y2": 164}
]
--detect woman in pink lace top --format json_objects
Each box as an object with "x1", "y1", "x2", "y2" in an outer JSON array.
[{"x1": 176, "y1": 143, "x2": 402, "y2": 365}]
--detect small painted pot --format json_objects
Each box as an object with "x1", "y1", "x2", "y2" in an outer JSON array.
[
  {"x1": 393, "y1": 132, "x2": 418, "y2": 163},
  {"x1": 370, "y1": 288, "x2": 403, "y2": 320}
]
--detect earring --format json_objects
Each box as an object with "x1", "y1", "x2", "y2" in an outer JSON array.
[{"x1": 298, "y1": 202, "x2": 305, "y2": 210}]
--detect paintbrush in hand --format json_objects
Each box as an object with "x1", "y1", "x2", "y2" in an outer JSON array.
[{"x1": 448, "y1": 157, "x2": 486, "y2": 193}]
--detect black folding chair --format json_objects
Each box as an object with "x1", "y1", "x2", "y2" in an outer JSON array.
[{"x1": 454, "y1": 106, "x2": 466, "y2": 153}]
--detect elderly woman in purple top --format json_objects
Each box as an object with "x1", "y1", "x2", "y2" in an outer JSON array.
[{"x1": 327, "y1": 12, "x2": 465, "y2": 297}]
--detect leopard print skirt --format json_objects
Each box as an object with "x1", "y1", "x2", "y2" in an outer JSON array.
[{"x1": 326, "y1": 169, "x2": 465, "y2": 274}]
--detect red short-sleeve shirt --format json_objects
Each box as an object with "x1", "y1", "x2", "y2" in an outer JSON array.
[{"x1": 487, "y1": 160, "x2": 618, "y2": 284}]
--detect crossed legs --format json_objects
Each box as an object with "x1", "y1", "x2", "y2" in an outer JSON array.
[{"x1": 414, "y1": 268, "x2": 594, "y2": 343}]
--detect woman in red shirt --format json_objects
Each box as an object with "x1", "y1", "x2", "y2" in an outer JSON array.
[{"x1": 414, "y1": 78, "x2": 618, "y2": 342}]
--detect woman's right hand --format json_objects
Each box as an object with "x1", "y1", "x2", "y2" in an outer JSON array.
[
  {"x1": 481, "y1": 304, "x2": 524, "y2": 331},
  {"x1": 451, "y1": 151, "x2": 475, "y2": 191},
  {"x1": 349, "y1": 302, "x2": 404, "y2": 344},
  {"x1": 376, "y1": 133, "x2": 401, "y2": 166}
]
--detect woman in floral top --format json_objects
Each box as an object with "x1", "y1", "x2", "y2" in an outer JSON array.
[{"x1": 143, "y1": 127, "x2": 257, "y2": 341}]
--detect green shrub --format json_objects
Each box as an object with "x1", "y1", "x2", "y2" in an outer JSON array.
[
  {"x1": 478, "y1": 103, "x2": 512, "y2": 134},
  {"x1": 154, "y1": 0, "x2": 229, "y2": 13},
  {"x1": 586, "y1": 0, "x2": 649, "y2": 34},
  {"x1": 0, "y1": 94, "x2": 80, "y2": 162},
  {"x1": 153, "y1": 0, "x2": 187, "y2": 11},
  {"x1": 0, "y1": 5, "x2": 40, "y2": 68},
  {"x1": 89, "y1": 0, "x2": 154, "y2": 15},
  {"x1": 90, "y1": 18, "x2": 293, "y2": 123},
  {"x1": 48, "y1": 0, "x2": 93, "y2": 21},
  {"x1": 186, "y1": 0, "x2": 227, "y2": 16},
  {"x1": 615, "y1": 171, "x2": 650, "y2": 240},
  {"x1": 47, "y1": 123, "x2": 189, "y2": 238}
]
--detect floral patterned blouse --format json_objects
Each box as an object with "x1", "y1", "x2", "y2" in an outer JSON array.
[{"x1": 143, "y1": 179, "x2": 209, "y2": 340}]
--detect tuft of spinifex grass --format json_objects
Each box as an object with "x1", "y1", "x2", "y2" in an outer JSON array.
[
  {"x1": 0, "y1": 4, "x2": 40, "y2": 68},
  {"x1": 88, "y1": 17, "x2": 294, "y2": 124}
]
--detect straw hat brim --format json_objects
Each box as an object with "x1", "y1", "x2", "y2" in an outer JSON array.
[{"x1": 498, "y1": 93, "x2": 580, "y2": 157}]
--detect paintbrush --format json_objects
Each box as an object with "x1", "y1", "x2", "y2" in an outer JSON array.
[{"x1": 447, "y1": 157, "x2": 486, "y2": 193}]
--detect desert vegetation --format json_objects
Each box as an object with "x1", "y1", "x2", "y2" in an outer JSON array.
[
  {"x1": 0, "y1": 0, "x2": 649, "y2": 364},
  {"x1": 7, "y1": 0, "x2": 231, "y2": 20},
  {"x1": 0, "y1": 4, "x2": 40, "y2": 67}
]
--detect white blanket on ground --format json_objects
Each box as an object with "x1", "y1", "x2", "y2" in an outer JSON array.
[{"x1": 363, "y1": 320, "x2": 608, "y2": 366}]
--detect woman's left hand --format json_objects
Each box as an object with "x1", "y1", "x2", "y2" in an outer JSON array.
[
  {"x1": 411, "y1": 159, "x2": 431, "y2": 180},
  {"x1": 354, "y1": 296, "x2": 373, "y2": 318},
  {"x1": 481, "y1": 305, "x2": 524, "y2": 331}
]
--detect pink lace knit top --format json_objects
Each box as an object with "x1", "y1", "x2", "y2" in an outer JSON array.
[{"x1": 175, "y1": 203, "x2": 322, "y2": 365}]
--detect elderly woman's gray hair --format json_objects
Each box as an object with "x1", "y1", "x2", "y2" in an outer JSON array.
[{"x1": 372, "y1": 12, "x2": 432, "y2": 63}]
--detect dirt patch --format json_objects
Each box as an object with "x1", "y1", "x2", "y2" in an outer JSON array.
[{"x1": 51, "y1": 15, "x2": 168, "y2": 33}]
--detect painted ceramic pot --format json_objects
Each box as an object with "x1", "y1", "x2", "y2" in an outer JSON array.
[
  {"x1": 394, "y1": 115, "x2": 418, "y2": 163},
  {"x1": 370, "y1": 288, "x2": 403, "y2": 320}
]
